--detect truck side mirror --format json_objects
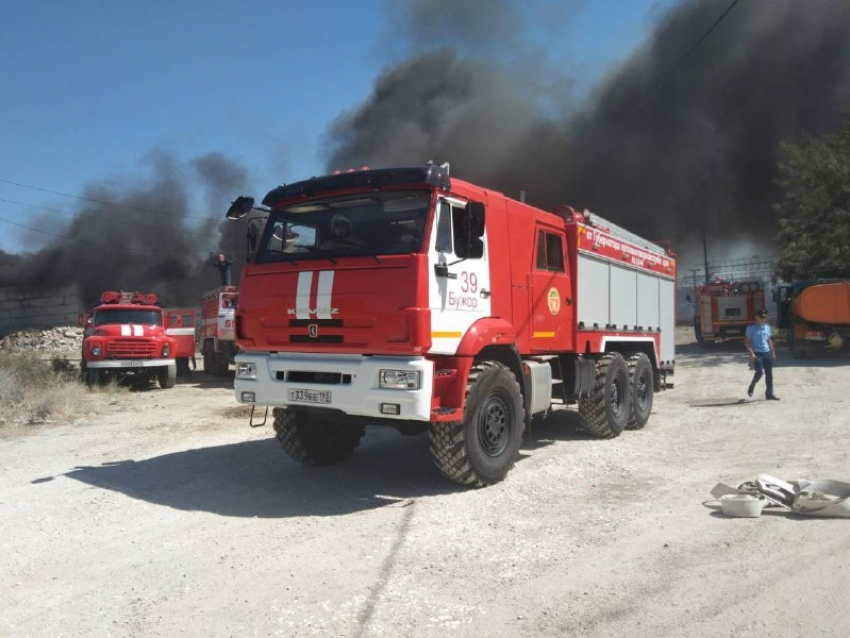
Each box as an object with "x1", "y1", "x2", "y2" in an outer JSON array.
[
  {"x1": 465, "y1": 201, "x2": 485, "y2": 238},
  {"x1": 226, "y1": 196, "x2": 255, "y2": 220}
]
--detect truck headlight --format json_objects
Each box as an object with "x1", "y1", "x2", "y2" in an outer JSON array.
[
  {"x1": 379, "y1": 369, "x2": 421, "y2": 390},
  {"x1": 162, "y1": 343, "x2": 171, "y2": 357},
  {"x1": 91, "y1": 344, "x2": 102, "y2": 357},
  {"x1": 236, "y1": 362, "x2": 257, "y2": 379}
]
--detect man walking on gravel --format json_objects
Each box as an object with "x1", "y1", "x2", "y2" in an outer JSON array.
[{"x1": 745, "y1": 309, "x2": 779, "y2": 400}]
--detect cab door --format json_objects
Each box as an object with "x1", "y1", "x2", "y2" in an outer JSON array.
[
  {"x1": 529, "y1": 226, "x2": 573, "y2": 352},
  {"x1": 427, "y1": 197, "x2": 491, "y2": 355}
]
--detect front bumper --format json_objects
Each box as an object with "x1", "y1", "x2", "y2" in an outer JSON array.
[
  {"x1": 234, "y1": 352, "x2": 434, "y2": 421},
  {"x1": 85, "y1": 358, "x2": 175, "y2": 369}
]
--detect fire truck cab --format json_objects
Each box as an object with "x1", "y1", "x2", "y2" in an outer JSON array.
[
  {"x1": 80, "y1": 291, "x2": 177, "y2": 389},
  {"x1": 227, "y1": 165, "x2": 676, "y2": 486}
]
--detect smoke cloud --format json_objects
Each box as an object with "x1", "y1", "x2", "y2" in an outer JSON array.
[
  {"x1": 0, "y1": 152, "x2": 249, "y2": 306},
  {"x1": 326, "y1": 0, "x2": 850, "y2": 265}
]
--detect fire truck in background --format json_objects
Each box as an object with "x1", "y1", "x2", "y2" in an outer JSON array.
[
  {"x1": 225, "y1": 164, "x2": 676, "y2": 487},
  {"x1": 163, "y1": 307, "x2": 198, "y2": 376},
  {"x1": 691, "y1": 278, "x2": 765, "y2": 346},
  {"x1": 199, "y1": 286, "x2": 238, "y2": 376},
  {"x1": 80, "y1": 291, "x2": 177, "y2": 389}
]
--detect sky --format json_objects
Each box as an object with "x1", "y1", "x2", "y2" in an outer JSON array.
[
  {"x1": 0, "y1": 0, "x2": 673, "y2": 255},
  {"x1": 3, "y1": 0, "x2": 849, "y2": 306}
]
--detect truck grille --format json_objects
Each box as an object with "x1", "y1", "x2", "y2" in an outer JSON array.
[{"x1": 106, "y1": 339, "x2": 157, "y2": 358}]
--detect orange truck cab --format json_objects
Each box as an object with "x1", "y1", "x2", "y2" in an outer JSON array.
[
  {"x1": 777, "y1": 280, "x2": 850, "y2": 358},
  {"x1": 226, "y1": 164, "x2": 676, "y2": 486},
  {"x1": 80, "y1": 291, "x2": 177, "y2": 389}
]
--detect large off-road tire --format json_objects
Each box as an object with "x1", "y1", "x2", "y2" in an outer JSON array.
[
  {"x1": 272, "y1": 408, "x2": 365, "y2": 466},
  {"x1": 213, "y1": 351, "x2": 230, "y2": 377},
  {"x1": 429, "y1": 361, "x2": 525, "y2": 487},
  {"x1": 202, "y1": 342, "x2": 214, "y2": 375},
  {"x1": 694, "y1": 318, "x2": 706, "y2": 346},
  {"x1": 578, "y1": 352, "x2": 631, "y2": 439},
  {"x1": 157, "y1": 363, "x2": 177, "y2": 389},
  {"x1": 626, "y1": 353, "x2": 653, "y2": 430}
]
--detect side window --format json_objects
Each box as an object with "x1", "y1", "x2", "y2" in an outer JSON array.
[
  {"x1": 535, "y1": 230, "x2": 566, "y2": 272},
  {"x1": 451, "y1": 204, "x2": 470, "y2": 258},
  {"x1": 435, "y1": 201, "x2": 453, "y2": 253},
  {"x1": 536, "y1": 231, "x2": 547, "y2": 269},
  {"x1": 546, "y1": 233, "x2": 564, "y2": 272}
]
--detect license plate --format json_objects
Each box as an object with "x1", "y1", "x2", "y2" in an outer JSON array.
[
  {"x1": 288, "y1": 389, "x2": 332, "y2": 404},
  {"x1": 124, "y1": 361, "x2": 144, "y2": 367}
]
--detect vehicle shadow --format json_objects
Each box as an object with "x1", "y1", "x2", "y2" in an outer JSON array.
[{"x1": 61, "y1": 429, "x2": 462, "y2": 518}]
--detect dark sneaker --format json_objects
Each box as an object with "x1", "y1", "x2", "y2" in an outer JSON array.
[
  {"x1": 766, "y1": 395, "x2": 780, "y2": 401},
  {"x1": 747, "y1": 385, "x2": 754, "y2": 398}
]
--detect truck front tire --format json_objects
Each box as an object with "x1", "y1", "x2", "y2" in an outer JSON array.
[
  {"x1": 429, "y1": 361, "x2": 525, "y2": 487},
  {"x1": 579, "y1": 352, "x2": 631, "y2": 438},
  {"x1": 272, "y1": 408, "x2": 365, "y2": 466},
  {"x1": 157, "y1": 363, "x2": 177, "y2": 389}
]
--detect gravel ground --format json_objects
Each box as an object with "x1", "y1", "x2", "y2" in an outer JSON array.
[{"x1": 1, "y1": 327, "x2": 849, "y2": 638}]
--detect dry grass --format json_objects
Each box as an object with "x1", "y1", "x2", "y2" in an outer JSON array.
[{"x1": 0, "y1": 352, "x2": 117, "y2": 426}]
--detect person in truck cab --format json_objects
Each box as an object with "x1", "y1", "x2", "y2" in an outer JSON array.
[{"x1": 320, "y1": 214, "x2": 363, "y2": 250}]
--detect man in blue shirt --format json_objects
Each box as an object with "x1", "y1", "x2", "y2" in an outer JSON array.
[{"x1": 744, "y1": 309, "x2": 779, "y2": 400}]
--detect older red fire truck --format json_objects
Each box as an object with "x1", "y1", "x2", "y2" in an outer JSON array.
[
  {"x1": 80, "y1": 291, "x2": 177, "y2": 388},
  {"x1": 226, "y1": 165, "x2": 676, "y2": 486}
]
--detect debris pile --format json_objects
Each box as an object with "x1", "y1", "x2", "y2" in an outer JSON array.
[{"x1": 0, "y1": 326, "x2": 83, "y2": 355}]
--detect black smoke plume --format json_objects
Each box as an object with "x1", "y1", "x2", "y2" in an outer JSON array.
[
  {"x1": 0, "y1": 152, "x2": 249, "y2": 307},
  {"x1": 326, "y1": 0, "x2": 850, "y2": 264}
]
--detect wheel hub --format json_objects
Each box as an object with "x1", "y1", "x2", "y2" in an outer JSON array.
[{"x1": 478, "y1": 395, "x2": 511, "y2": 456}]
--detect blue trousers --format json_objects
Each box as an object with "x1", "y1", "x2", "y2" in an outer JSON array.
[{"x1": 750, "y1": 352, "x2": 775, "y2": 397}]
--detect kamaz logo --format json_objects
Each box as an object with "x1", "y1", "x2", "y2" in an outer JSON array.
[
  {"x1": 287, "y1": 308, "x2": 339, "y2": 315},
  {"x1": 308, "y1": 324, "x2": 319, "y2": 338}
]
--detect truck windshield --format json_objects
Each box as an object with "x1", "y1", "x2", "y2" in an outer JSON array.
[
  {"x1": 94, "y1": 309, "x2": 163, "y2": 326},
  {"x1": 255, "y1": 190, "x2": 431, "y2": 263}
]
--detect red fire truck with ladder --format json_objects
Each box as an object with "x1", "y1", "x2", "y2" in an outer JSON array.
[
  {"x1": 199, "y1": 285, "x2": 238, "y2": 376},
  {"x1": 225, "y1": 164, "x2": 676, "y2": 487},
  {"x1": 80, "y1": 291, "x2": 178, "y2": 389}
]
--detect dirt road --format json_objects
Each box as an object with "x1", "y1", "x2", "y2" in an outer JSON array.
[{"x1": 2, "y1": 328, "x2": 849, "y2": 637}]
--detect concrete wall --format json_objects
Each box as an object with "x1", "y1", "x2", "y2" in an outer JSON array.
[{"x1": 0, "y1": 283, "x2": 84, "y2": 337}]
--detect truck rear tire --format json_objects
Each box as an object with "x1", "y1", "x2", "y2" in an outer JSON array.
[
  {"x1": 272, "y1": 408, "x2": 365, "y2": 466},
  {"x1": 213, "y1": 352, "x2": 230, "y2": 377},
  {"x1": 579, "y1": 352, "x2": 631, "y2": 439},
  {"x1": 202, "y1": 342, "x2": 214, "y2": 375},
  {"x1": 626, "y1": 353, "x2": 653, "y2": 430},
  {"x1": 157, "y1": 363, "x2": 177, "y2": 389},
  {"x1": 429, "y1": 361, "x2": 525, "y2": 487}
]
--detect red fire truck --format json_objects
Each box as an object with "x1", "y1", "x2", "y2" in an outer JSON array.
[
  {"x1": 198, "y1": 286, "x2": 238, "y2": 376},
  {"x1": 80, "y1": 291, "x2": 177, "y2": 388},
  {"x1": 691, "y1": 278, "x2": 765, "y2": 346},
  {"x1": 225, "y1": 165, "x2": 676, "y2": 486},
  {"x1": 164, "y1": 307, "x2": 198, "y2": 376}
]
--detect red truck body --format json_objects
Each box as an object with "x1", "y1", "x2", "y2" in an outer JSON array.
[
  {"x1": 198, "y1": 286, "x2": 238, "y2": 376},
  {"x1": 228, "y1": 165, "x2": 676, "y2": 486},
  {"x1": 163, "y1": 307, "x2": 198, "y2": 376},
  {"x1": 692, "y1": 279, "x2": 765, "y2": 345},
  {"x1": 80, "y1": 291, "x2": 177, "y2": 389}
]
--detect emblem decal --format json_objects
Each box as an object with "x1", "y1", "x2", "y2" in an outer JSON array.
[
  {"x1": 547, "y1": 287, "x2": 561, "y2": 316},
  {"x1": 308, "y1": 324, "x2": 319, "y2": 338}
]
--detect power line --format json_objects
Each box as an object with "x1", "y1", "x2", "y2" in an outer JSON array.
[
  {"x1": 0, "y1": 215, "x2": 219, "y2": 254},
  {"x1": 0, "y1": 177, "x2": 222, "y2": 222},
  {"x1": 0, "y1": 197, "x2": 215, "y2": 238},
  {"x1": 682, "y1": 0, "x2": 741, "y2": 61}
]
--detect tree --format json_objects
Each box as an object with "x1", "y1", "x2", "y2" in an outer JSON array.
[{"x1": 774, "y1": 114, "x2": 850, "y2": 282}]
